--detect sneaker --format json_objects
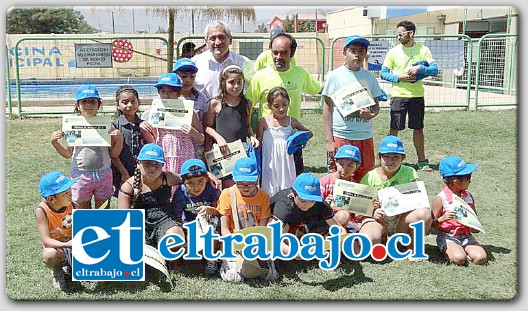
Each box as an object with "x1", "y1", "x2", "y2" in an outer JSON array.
[
  {"x1": 51, "y1": 267, "x2": 68, "y2": 291},
  {"x1": 265, "y1": 260, "x2": 279, "y2": 282},
  {"x1": 219, "y1": 259, "x2": 244, "y2": 283},
  {"x1": 204, "y1": 260, "x2": 218, "y2": 277},
  {"x1": 417, "y1": 159, "x2": 433, "y2": 172}
]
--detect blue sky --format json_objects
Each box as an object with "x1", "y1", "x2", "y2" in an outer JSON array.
[{"x1": 74, "y1": 6, "x2": 346, "y2": 34}]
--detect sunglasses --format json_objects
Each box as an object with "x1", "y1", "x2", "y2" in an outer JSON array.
[{"x1": 396, "y1": 30, "x2": 413, "y2": 38}]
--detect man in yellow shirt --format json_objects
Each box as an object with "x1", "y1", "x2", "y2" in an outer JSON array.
[{"x1": 246, "y1": 33, "x2": 322, "y2": 176}]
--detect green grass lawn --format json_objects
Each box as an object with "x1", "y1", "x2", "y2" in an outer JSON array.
[{"x1": 5, "y1": 109, "x2": 518, "y2": 300}]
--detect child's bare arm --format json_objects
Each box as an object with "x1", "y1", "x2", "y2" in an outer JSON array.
[
  {"x1": 181, "y1": 112, "x2": 205, "y2": 144},
  {"x1": 322, "y1": 96, "x2": 336, "y2": 156},
  {"x1": 50, "y1": 130, "x2": 73, "y2": 158},
  {"x1": 35, "y1": 208, "x2": 70, "y2": 249},
  {"x1": 109, "y1": 128, "x2": 124, "y2": 159},
  {"x1": 117, "y1": 177, "x2": 134, "y2": 209},
  {"x1": 203, "y1": 99, "x2": 227, "y2": 151},
  {"x1": 255, "y1": 117, "x2": 267, "y2": 149},
  {"x1": 139, "y1": 125, "x2": 156, "y2": 143},
  {"x1": 291, "y1": 118, "x2": 313, "y2": 139},
  {"x1": 112, "y1": 157, "x2": 130, "y2": 185}
]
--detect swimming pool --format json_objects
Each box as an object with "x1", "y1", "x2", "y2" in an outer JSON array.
[{"x1": 8, "y1": 79, "x2": 159, "y2": 101}]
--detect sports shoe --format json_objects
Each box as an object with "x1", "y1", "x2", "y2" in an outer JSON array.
[
  {"x1": 219, "y1": 259, "x2": 243, "y2": 283},
  {"x1": 417, "y1": 159, "x2": 433, "y2": 172},
  {"x1": 204, "y1": 259, "x2": 219, "y2": 277},
  {"x1": 51, "y1": 267, "x2": 68, "y2": 291},
  {"x1": 265, "y1": 260, "x2": 279, "y2": 282}
]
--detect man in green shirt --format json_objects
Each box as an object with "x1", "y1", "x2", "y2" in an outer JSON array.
[
  {"x1": 380, "y1": 20, "x2": 438, "y2": 172},
  {"x1": 247, "y1": 33, "x2": 322, "y2": 176}
]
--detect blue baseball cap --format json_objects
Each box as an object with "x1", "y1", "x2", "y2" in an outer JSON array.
[
  {"x1": 292, "y1": 173, "x2": 323, "y2": 202},
  {"x1": 181, "y1": 158, "x2": 208, "y2": 177},
  {"x1": 232, "y1": 157, "x2": 258, "y2": 182},
  {"x1": 172, "y1": 58, "x2": 198, "y2": 73},
  {"x1": 343, "y1": 35, "x2": 370, "y2": 52},
  {"x1": 270, "y1": 27, "x2": 285, "y2": 39},
  {"x1": 137, "y1": 143, "x2": 165, "y2": 164},
  {"x1": 334, "y1": 145, "x2": 362, "y2": 164},
  {"x1": 154, "y1": 73, "x2": 183, "y2": 89},
  {"x1": 439, "y1": 156, "x2": 478, "y2": 178},
  {"x1": 379, "y1": 135, "x2": 405, "y2": 155},
  {"x1": 38, "y1": 171, "x2": 78, "y2": 198},
  {"x1": 286, "y1": 130, "x2": 311, "y2": 155},
  {"x1": 76, "y1": 85, "x2": 101, "y2": 101}
]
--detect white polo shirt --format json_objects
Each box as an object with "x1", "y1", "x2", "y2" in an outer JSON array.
[{"x1": 192, "y1": 50, "x2": 254, "y2": 99}]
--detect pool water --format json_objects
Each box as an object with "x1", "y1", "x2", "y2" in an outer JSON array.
[{"x1": 8, "y1": 79, "x2": 159, "y2": 100}]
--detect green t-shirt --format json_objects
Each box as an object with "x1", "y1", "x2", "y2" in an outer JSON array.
[
  {"x1": 360, "y1": 165, "x2": 418, "y2": 189},
  {"x1": 382, "y1": 43, "x2": 435, "y2": 98},
  {"x1": 253, "y1": 50, "x2": 296, "y2": 72},
  {"x1": 246, "y1": 65, "x2": 322, "y2": 120}
]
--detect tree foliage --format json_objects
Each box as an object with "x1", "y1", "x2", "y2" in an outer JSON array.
[
  {"x1": 256, "y1": 23, "x2": 267, "y2": 33},
  {"x1": 6, "y1": 7, "x2": 95, "y2": 34},
  {"x1": 145, "y1": 6, "x2": 256, "y2": 72}
]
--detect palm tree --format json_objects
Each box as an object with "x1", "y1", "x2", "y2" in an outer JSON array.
[{"x1": 147, "y1": 6, "x2": 256, "y2": 72}]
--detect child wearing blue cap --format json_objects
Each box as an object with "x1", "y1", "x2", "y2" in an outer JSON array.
[
  {"x1": 432, "y1": 156, "x2": 487, "y2": 265},
  {"x1": 173, "y1": 58, "x2": 210, "y2": 160},
  {"x1": 319, "y1": 145, "x2": 363, "y2": 232},
  {"x1": 360, "y1": 136, "x2": 431, "y2": 257},
  {"x1": 35, "y1": 171, "x2": 78, "y2": 291},
  {"x1": 216, "y1": 157, "x2": 276, "y2": 282},
  {"x1": 171, "y1": 158, "x2": 222, "y2": 276},
  {"x1": 141, "y1": 73, "x2": 205, "y2": 198},
  {"x1": 117, "y1": 143, "x2": 185, "y2": 270},
  {"x1": 322, "y1": 34, "x2": 382, "y2": 183},
  {"x1": 50, "y1": 85, "x2": 123, "y2": 209},
  {"x1": 271, "y1": 173, "x2": 346, "y2": 247},
  {"x1": 257, "y1": 86, "x2": 313, "y2": 197}
]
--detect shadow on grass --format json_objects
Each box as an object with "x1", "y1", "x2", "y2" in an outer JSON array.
[
  {"x1": 483, "y1": 244, "x2": 511, "y2": 262},
  {"x1": 303, "y1": 166, "x2": 329, "y2": 174},
  {"x1": 277, "y1": 258, "x2": 373, "y2": 291},
  {"x1": 84, "y1": 266, "x2": 173, "y2": 293},
  {"x1": 403, "y1": 161, "x2": 440, "y2": 171}
]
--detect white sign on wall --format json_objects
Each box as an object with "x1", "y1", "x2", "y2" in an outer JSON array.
[
  {"x1": 74, "y1": 43, "x2": 113, "y2": 68},
  {"x1": 367, "y1": 40, "x2": 389, "y2": 70}
]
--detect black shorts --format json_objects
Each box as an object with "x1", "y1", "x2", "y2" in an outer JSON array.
[{"x1": 390, "y1": 97, "x2": 425, "y2": 130}]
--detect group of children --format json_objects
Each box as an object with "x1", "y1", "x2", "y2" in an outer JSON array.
[{"x1": 36, "y1": 37, "x2": 487, "y2": 291}]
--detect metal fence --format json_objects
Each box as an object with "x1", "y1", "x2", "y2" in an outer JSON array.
[
  {"x1": 328, "y1": 33, "x2": 517, "y2": 111},
  {"x1": 5, "y1": 33, "x2": 517, "y2": 116},
  {"x1": 6, "y1": 35, "x2": 168, "y2": 116}
]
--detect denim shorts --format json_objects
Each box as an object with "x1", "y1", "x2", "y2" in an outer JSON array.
[{"x1": 436, "y1": 231, "x2": 478, "y2": 253}]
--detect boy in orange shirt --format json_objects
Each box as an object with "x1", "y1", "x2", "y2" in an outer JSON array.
[
  {"x1": 216, "y1": 157, "x2": 277, "y2": 282},
  {"x1": 35, "y1": 171, "x2": 78, "y2": 291}
]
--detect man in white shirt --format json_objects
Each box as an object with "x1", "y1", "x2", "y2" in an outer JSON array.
[{"x1": 191, "y1": 20, "x2": 254, "y2": 99}]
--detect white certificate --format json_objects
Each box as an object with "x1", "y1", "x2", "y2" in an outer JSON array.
[
  {"x1": 62, "y1": 115, "x2": 111, "y2": 147},
  {"x1": 378, "y1": 181, "x2": 430, "y2": 217},
  {"x1": 331, "y1": 80, "x2": 376, "y2": 117},
  {"x1": 148, "y1": 98, "x2": 194, "y2": 130},
  {"x1": 204, "y1": 139, "x2": 248, "y2": 179},
  {"x1": 331, "y1": 179, "x2": 377, "y2": 216}
]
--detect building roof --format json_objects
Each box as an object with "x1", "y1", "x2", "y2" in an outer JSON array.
[{"x1": 267, "y1": 13, "x2": 327, "y2": 25}]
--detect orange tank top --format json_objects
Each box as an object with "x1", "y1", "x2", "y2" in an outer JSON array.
[{"x1": 37, "y1": 202, "x2": 73, "y2": 242}]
